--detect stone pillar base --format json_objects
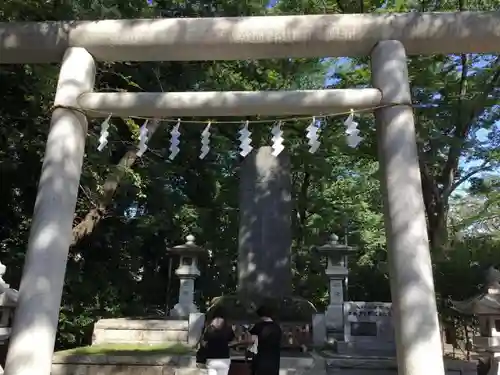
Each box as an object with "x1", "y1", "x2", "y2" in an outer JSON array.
[
  {"x1": 187, "y1": 313, "x2": 205, "y2": 346},
  {"x1": 312, "y1": 314, "x2": 326, "y2": 347},
  {"x1": 325, "y1": 303, "x2": 344, "y2": 335},
  {"x1": 170, "y1": 303, "x2": 199, "y2": 318}
]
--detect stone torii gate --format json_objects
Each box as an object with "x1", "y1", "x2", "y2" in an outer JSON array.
[{"x1": 1, "y1": 11, "x2": 499, "y2": 375}]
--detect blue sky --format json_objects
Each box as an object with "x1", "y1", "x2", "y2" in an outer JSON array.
[
  {"x1": 323, "y1": 57, "x2": 498, "y2": 195},
  {"x1": 267, "y1": 4, "x2": 497, "y2": 177}
]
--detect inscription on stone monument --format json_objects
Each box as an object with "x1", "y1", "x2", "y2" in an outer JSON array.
[
  {"x1": 330, "y1": 280, "x2": 343, "y2": 304},
  {"x1": 342, "y1": 302, "x2": 395, "y2": 354}
]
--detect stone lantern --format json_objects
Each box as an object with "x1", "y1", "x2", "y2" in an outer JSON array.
[
  {"x1": 452, "y1": 267, "x2": 500, "y2": 375},
  {"x1": 168, "y1": 235, "x2": 206, "y2": 318},
  {"x1": 316, "y1": 234, "x2": 356, "y2": 339},
  {"x1": 0, "y1": 260, "x2": 18, "y2": 371},
  {"x1": 0, "y1": 262, "x2": 17, "y2": 325}
]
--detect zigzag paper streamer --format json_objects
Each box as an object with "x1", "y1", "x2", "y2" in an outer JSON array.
[
  {"x1": 169, "y1": 119, "x2": 181, "y2": 160},
  {"x1": 238, "y1": 121, "x2": 253, "y2": 157},
  {"x1": 97, "y1": 115, "x2": 111, "y2": 152},
  {"x1": 271, "y1": 121, "x2": 285, "y2": 156},
  {"x1": 199, "y1": 122, "x2": 211, "y2": 159},
  {"x1": 136, "y1": 120, "x2": 149, "y2": 157},
  {"x1": 306, "y1": 117, "x2": 321, "y2": 153},
  {"x1": 344, "y1": 109, "x2": 363, "y2": 148}
]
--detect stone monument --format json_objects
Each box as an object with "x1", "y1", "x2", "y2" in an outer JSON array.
[
  {"x1": 312, "y1": 240, "x2": 397, "y2": 355},
  {"x1": 209, "y1": 146, "x2": 316, "y2": 350},
  {"x1": 341, "y1": 301, "x2": 395, "y2": 355},
  {"x1": 238, "y1": 146, "x2": 292, "y2": 299}
]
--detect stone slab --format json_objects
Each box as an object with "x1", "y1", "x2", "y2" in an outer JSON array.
[
  {"x1": 342, "y1": 301, "x2": 395, "y2": 355},
  {"x1": 51, "y1": 364, "x2": 165, "y2": 375},
  {"x1": 52, "y1": 353, "x2": 476, "y2": 375},
  {"x1": 324, "y1": 355, "x2": 477, "y2": 375},
  {"x1": 92, "y1": 318, "x2": 189, "y2": 345},
  {"x1": 51, "y1": 355, "x2": 323, "y2": 375},
  {"x1": 94, "y1": 319, "x2": 188, "y2": 330},
  {"x1": 175, "y1": 369, "x2": 207, "y2": 375},
  {"x1": 52, "y1": 354, "x2": 194, "y2": 367},
  {"x1": 93, "y1": 329, "x2": 188, "y2": 345}
]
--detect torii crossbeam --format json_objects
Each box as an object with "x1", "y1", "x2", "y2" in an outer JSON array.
[{"x1": 0, "y1": 12, "x2": 499, "y2": 63}]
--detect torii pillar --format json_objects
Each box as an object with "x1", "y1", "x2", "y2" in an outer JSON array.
[
  {"x1": 4, "y1": 48, "x2": 95, "y2": 375},
  {"x1": 371, "y1": 40, "x2": 445, "y2": 375}
]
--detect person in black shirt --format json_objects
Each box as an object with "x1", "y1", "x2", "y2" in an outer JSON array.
[
  {"x1": 201, "y1": 307, "x2": 236, "y2": 375},
  {"x1": 249, "y1": 305, "x2": 282, "y2": 375}
]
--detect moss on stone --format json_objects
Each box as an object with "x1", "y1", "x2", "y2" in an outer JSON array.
[{"x1": 56, "y1": 343, "x2": 192, "y2": 356}]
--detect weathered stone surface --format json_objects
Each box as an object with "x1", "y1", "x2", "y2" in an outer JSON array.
[
  {"x1": 94, "y1": 319, "x2": 188, "y2": 330},
  {"x1": 52, "y1": 353, "x2": 477, "y2": 375},
  {"x1": 92, "y1": 318, "x2": 189, "y2": 345},
  {"x1": 175, "y1": 369, "x2": 207, "y2": 375},
  {"x1": 52, "y1": 364, "x2": 164, "y2": 375},
  {"x1": 176, "y1": 368, "x2": 208, "y2": 375},
  {"x1": 312, "y1": 314, "x2": 326, "y2": 346},
  {"x1": 341, "y1": 302, "x2": 395, "y2": 356},
  {"x1": 325, "y1": 356, "x2": 477, "y2": 375},
  {"x1": 187, "y1": 313, "x2": 205, "y2": 346},
  {"x1": 93, "y1": 328, "x2": 188, "y2": 344},
  {"x1": 52, "y1": 354, "x2": 194, "y2": 367},
  {"x1": 238, "y1": 146, "x2": 292, "y2": 299},
  {"x1": 51, "y1": 355, "x2": 324, "y2": 375}
]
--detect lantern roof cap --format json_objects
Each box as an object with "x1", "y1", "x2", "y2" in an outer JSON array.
[
  {"x1": 451, "y1": 267, "x2": 500, "y2": 316},
  {"x1": 315, "y1": 234, "x2": 357, "y2": 254},
  {"x1": 168, "y1": 235, "x2": 206, "y2": 255}
]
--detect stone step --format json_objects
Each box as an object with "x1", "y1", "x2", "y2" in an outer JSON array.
[
  {"x1": 175, "y1": 369, "x2": 205, "y2": 375},
  {"x1": 175, "y1": 369, "x2": 310, "y2": 375},
  {"x1": 51, "y1": 355, "x2": 323, "y2": 375}
]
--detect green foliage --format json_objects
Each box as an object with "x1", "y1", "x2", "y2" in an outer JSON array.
[
  {"x1": 0, "y1": 0, "x2": 498, "y2": 352},
  {"x1": 56, "y1": 343, "x2": 192, "y2": 356}
]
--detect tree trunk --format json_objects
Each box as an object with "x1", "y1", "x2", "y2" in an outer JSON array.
[
  {"x1": 419, "y1": 56, "x2": 500, "y2": 255},
  {"x1": 428, "y1": 200, "x2": 448, "y2": 252},
  {"x1": 295, "y1": 171, "x2": 310, "y2": 246},
  {"x1": 71, "y1": 120, "x2": 160, "y2": 246}
]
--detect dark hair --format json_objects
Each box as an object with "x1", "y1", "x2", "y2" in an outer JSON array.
[
  {"x1": 206, "y1": 306, "x2": 227, "y2": 331},
  {"x1": 256, "y1": 305, "x2": 274, "y2": 318},
  {"x1": 211, "y1": 306, "x2": 226, "y2": 319}
]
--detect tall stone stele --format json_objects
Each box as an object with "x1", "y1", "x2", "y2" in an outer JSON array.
[
  {"x1": 316, "y1": 234, "x2": 356, "y2": 339},
  {"x1": 168, "y1": 235, "x2": 206, "y2": 318},
  {"x1": 238, "y1": 146, "x2": 292, "y2": 300}
]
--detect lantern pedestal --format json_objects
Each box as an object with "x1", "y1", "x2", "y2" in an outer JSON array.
[{"x1": 170, "y1": 275, "x2": 199, "y2": 318}]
